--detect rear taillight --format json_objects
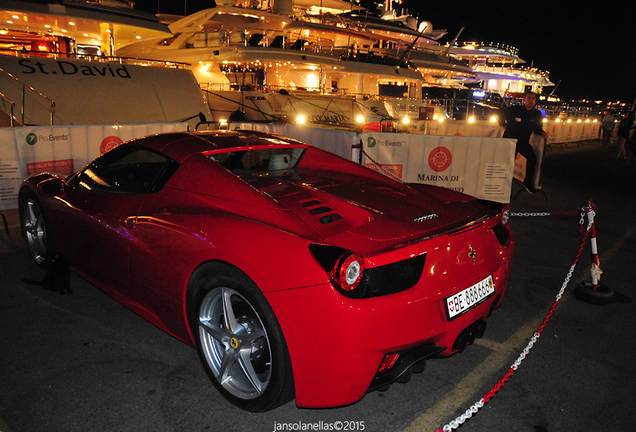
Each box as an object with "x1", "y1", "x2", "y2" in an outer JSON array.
[
  {"x1": 310, "y1": 244, "x2": 425, "y2": 299},
  {"x1": 333, "y1": 253, "x2": 364, "y2": 291},
  {"x1": 501, "y1": 205, "x2": 510, "y2": 225},
  {"x1": 492, "y1": 205, "x2": 511, "y2": 245}
]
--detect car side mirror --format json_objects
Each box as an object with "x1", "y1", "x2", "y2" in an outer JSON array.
[{"x1": 38, "y1": 177, "x2": 65, "y2": 197}]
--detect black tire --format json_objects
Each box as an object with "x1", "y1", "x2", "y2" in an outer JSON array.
[
  {"x1": 19, "y1": 188, "x2": 55, "y2": 268},
  {"x1": 188, "y1": 263, "x2": 294, "y2": 412}
]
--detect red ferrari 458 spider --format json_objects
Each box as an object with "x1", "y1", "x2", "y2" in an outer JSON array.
[{"x1": 19, "y1": 130, "x2": 514, "y2": 411}]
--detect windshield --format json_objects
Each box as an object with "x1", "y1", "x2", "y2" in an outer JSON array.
[{"x1": 208, "y1": 147, "x2": 306, "y2": 174}]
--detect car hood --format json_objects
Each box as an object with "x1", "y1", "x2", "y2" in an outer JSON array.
[{"x1": 240, "y1": 169, "x2": 492, "y2": 242}]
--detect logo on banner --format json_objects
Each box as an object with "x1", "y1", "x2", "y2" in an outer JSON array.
[
  {"x1": 100, "y1": 136, "x2": 124, "y2": 154},
  {"x1": 367, "y1": 137, "x2": 377, "y2": 148},
  {"x1": 26, "y1": 133, "x2": 38, "y2": 145},
  {"x1": 428, "y1": 146, "x2": 452, "y2": 172},
  {"x1": 25, "y1": 132, "x2": 69, "y2": 144}
]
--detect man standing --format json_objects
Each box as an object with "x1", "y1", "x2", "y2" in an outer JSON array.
[
  {"x1": 499, "y1": 91, "x2": 548, "y2": 193},
  {"x1": 601, "y1": 110, "x2": 616, "y2": 147}
]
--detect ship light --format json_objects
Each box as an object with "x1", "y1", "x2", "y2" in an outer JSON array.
[
  {"x1": 402, "y1": 116, "x2": 410, "y2": 125},
  {"x1": 490, "y1": 116, "x2": 498, "y2": 123},
  {"x1": 356, "y1": 115, "x2": 365, "y2": 123},
  {"x1": 219, "y1": 119, "x2": 228, "y2": 130},
  {"x1": 297, "y1": 115, "x2": 306, "y2": 125},
  {"x1": 468, "y1": 116, "x2": 475, "y2": 123}
]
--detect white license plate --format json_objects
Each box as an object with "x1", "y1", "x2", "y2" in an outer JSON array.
[{"x1": 445, "y1": 275, "x2": 495, "y2": 320}]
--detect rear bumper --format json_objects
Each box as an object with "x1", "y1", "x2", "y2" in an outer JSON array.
[{"x1": 265, "y1": 223, "x2": 514, "y2": 408}]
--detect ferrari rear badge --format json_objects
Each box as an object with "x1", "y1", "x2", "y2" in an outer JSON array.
[{"x1": 468, "y1": 244, "x2": 476, "y2": 264}]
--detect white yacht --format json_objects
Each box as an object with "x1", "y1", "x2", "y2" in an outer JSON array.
[
  {"x1": 1, "y1": 0, "x2": 554, "y2": 130},
  {"x1": 115, "y1": 0, "x2": 483, "y2": 128},
  {"x1": 0, "y1": 0, "x2": 209, "y2": 127}
]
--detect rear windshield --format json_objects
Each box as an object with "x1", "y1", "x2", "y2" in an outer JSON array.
[{"x1": 208, "y1": 147, "x2": 306, "y2": 174}]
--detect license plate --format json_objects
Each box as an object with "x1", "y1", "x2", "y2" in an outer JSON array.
[{"x1": 445, "y1": 275, "x2": 495, "y2": 320}]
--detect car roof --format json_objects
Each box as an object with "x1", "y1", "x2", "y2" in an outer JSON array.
[{"x1": 130, "y1": 130, "x2": 309, "y2": 163}]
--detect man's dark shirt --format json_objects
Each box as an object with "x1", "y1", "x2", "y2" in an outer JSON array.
[{"x1": 500, "y1": 105, "x2": 545, "y2": 145}]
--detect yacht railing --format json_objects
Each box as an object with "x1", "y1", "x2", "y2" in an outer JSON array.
[
  {"x1": 201, "y1": 82, "x2": 353, "y2": 97},
  {"x1": 0, "y1": 91, "x2": 16, "y2": 127},
  {"x1": 68, "y1": 0, "x2": 135, "y2": 8},
  {"x1": 0, "y1": 66, "x2": 56, "y2": 126},
  {"x1": 185, "y1": 28, "x2": 408, "y2": 65}
]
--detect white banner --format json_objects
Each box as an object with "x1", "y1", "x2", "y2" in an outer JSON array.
[
  {"x1": 0, "y1": 128, "x2": 21, "y2": 211},
  {"x1": 0, "y1": 123, "x2": 187, "y2": 210},
  {"x1": 545, "y1": 120, "x2": 599, "y2": 144},
  {"x1": 360, "y1": 133, "x2": 516, "y2": 203},
  {"x1": 406, "y1": 119, "x2": 600, "y2": 144},
  {"x1": 229, "y1": 123, "x2": 358, "y2": 160}
]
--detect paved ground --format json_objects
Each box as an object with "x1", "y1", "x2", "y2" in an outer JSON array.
[{"x1": 1, "y1": 139, "x2": 634, "y2": 432}]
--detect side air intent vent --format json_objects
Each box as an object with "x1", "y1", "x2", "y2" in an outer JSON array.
[
  {"x1": 300, "y1": 198, "x2": 343, "y2": 225},
  {"x1": 319, "y1": 213, "x2": 343, "y2": 224},
  {"x1": 309, "y1": 206, "x2": 332, "y2": 215}
]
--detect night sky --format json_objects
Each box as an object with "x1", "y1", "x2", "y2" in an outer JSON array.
[{"x1": 134, "y1": 0, "x2": 636, "y2": 105}]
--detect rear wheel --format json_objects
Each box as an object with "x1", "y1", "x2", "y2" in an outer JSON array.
[
  {"x1": 21, "y1": 190, "x2": 54, "y2": 268},
  {"x1": 190, "y1": 264, "x2": 294, "y2": 411}
]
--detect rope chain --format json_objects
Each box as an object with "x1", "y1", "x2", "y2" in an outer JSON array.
[{"x1": 436, "y1": 206, "x2": 595, "y2": 432}]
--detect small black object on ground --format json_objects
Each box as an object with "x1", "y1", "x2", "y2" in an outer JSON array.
[{"x1": 573, "y1": 282, "x2": 615, "y2": 305}]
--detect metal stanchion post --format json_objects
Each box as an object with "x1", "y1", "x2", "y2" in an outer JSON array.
[{"x1": 573, "y1": 201, "x2": 615, "y2": 304}]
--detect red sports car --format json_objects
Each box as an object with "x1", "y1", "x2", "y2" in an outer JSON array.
[{"x1": 19, "y1": 130, "x2": 514, "y2": 412}]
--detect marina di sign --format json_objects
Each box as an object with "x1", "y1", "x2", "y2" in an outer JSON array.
[{"x1": 359, "y1": 132, "x2": 516, "y2": 202}]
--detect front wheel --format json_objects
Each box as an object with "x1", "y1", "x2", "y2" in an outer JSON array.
[
  {"x1": 190, "y1": 264, "x2": 294, "y2": 411},
  {"x1": 20, "y1": 190, "x2": 54, "y2": 268}
]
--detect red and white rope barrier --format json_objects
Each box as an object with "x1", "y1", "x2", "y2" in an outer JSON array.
[
  {"x1": 587, "y1": 209, "x2": 602, "y2": 290},
  {"x1": 436, "y1": 203, "x2": 597, "y2": 431}
]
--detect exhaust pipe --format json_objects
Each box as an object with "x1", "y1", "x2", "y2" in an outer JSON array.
[{"x1": 452, "y1": 319, "x2": 487, "y2": 353}]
